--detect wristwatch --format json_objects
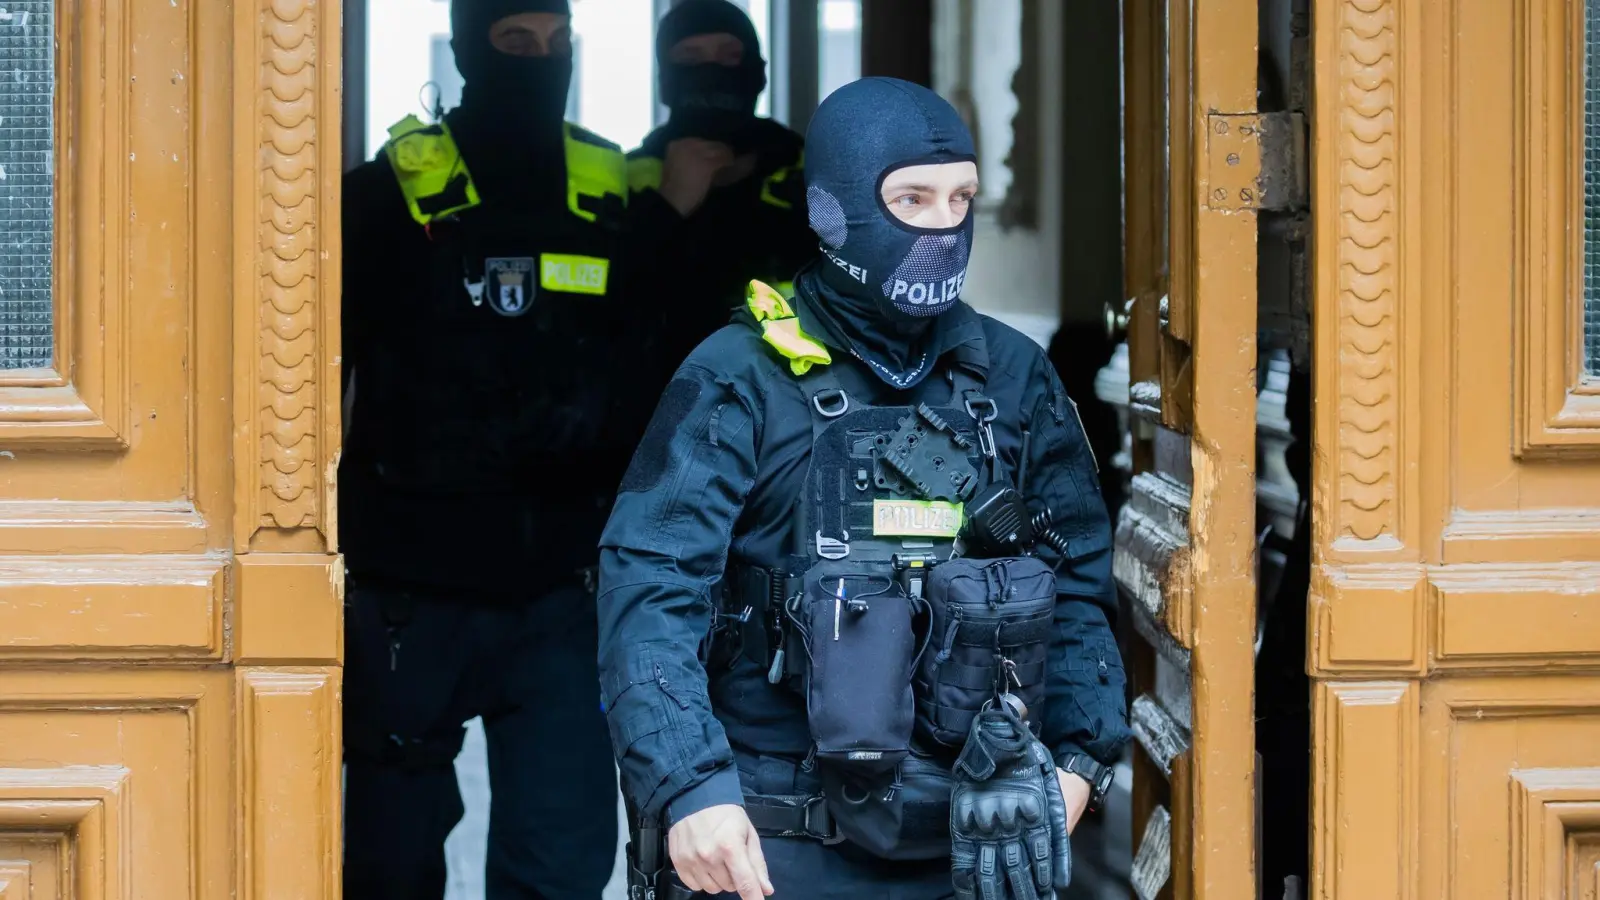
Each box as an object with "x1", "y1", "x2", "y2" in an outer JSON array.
[{"x1": 1060, "y1": 753, "x2": 1115, "y2": 811}]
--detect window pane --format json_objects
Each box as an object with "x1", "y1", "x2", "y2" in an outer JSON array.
[
  {"x1": 366, "y1": 0, "x2": 656, "y2": 157},
  {"x1": 819, "y1": 0, "x2": 860, "y2": 102},
  {"x1": 0, "y1": 0, "x2": 54, "y2": 371}
]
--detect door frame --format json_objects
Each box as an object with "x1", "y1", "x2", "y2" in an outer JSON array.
[{"x1": 1119, "y1": 0, "x2": 1263, "y2": 896}]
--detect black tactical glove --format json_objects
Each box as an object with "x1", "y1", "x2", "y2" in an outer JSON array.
[{"x1": 949, "y1": 703, "x2": 1072, "y2": 900}]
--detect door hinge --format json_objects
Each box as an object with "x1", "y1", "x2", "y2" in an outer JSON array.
[{"x1": 1204, "y1": 111, "x2": 1307, "y2": 212}]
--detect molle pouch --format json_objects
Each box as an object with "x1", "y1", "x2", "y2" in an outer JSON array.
[
  {"x1": 819, "y1": 750, "x2": 956, "y2": 861},
  {"x1": 915, "y1": 557, "x2": 1058, "y2": 751},
  {"x1": 798, "y1": 561, "x2": 923, "y2": 775}
]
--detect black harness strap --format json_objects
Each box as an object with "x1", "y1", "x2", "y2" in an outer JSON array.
[{"x1": 742, "y1": 792, "x2": 842, "y2": 843}]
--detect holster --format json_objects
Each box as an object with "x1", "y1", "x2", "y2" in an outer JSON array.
[
  {"x1": 716, "y1": 562, "x2": 806, "y2": 685},
  {"x1": 625, "y1": 818, "x2": 698, "y2": 900}
]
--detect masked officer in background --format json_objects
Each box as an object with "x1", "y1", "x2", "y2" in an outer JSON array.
[
  {"x1": 625, "y1": 0, "x2": 816, "y2": 377},
  {"x1": 597, "y1": 78, "x2": 1130, "y2": 899},
  {"x1": 339, "y1": 2, "x2": 634, "y2": 897}
]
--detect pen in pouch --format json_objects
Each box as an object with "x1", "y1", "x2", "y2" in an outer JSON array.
[{"x1": 833, "y1": 578, "x2": 844, "y2": 641}]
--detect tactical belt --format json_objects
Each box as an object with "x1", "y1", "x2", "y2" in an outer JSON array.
[{"x1": 743, "y1": 792, "x2": 842, "y2": 843}]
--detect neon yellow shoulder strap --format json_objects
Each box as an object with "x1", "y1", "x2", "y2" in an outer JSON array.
[
  {"x1": 745, "y1": 280, "x2": 830, "y2": 376},
  {"x1": 385, "y1": 116, "x2": 629, "y2": 227},
  {"x1": 564, "y1": 123, "x2": 628, "y2": 223},
  {"x1": 384, "y1": 114, "x2": 480, "y2": 226}
]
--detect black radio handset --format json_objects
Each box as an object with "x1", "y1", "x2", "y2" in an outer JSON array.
[{"x1": 959, "y1": 425, "x2": 1075, "y2": 560}]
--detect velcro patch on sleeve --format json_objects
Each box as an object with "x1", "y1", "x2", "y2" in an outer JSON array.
[{"x1": 620, "y1": 377, "x2": 703, "y2": 494}]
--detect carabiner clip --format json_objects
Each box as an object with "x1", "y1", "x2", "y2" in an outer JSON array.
[{"x1": 964, "y1": 394, "x2": 999, "y2": 460}]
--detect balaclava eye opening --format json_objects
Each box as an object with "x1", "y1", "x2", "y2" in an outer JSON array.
[
  {"x1": 450, "y1": 0, "x2": 573, "y2": 138},
  {"x1": 655, "y1": 0, "x2": 768, "y2": 150},
  {"x1": 804, "y1": 77, "x2": 977, "y2": 324}
]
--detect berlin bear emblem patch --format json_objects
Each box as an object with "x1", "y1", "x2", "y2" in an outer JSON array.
[{"x1": 485, "y1": 257, "x2": 536, "y2": 317}]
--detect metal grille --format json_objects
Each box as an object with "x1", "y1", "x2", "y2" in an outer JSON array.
[
  {"x1": 1587, "y1": 0, "x2": 1600, "y2": 374},
  {"x1": 0, "y1": 1, "x2": 54, "y2": 370}
]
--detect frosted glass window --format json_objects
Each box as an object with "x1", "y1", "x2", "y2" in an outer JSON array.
[{"x1": 0, "y1": 0, "x2": 54, "y2": 370}]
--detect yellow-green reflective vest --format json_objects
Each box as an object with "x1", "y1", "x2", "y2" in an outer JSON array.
[{"x1": 384, "y1": 114, "x2": 627, "y2": 227}]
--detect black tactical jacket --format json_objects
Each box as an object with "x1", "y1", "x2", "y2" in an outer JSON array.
[{"x1": 596, "y1": 298, "x2": 1131, "y2": 824}]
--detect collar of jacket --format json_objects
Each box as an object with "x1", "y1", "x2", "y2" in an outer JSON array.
[{"x1": 790, "y1": 275, "x2": 990, "y2": 385}]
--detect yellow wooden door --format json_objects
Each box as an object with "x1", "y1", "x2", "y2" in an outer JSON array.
[
  {"x1": 1118, "y1": 0, "x2": 1264, "y2": 897},
  {"x1": 1308, "y1": 0, "x2": 1600, "y2": 896},
  {"x1": 0, "y1": 1, "x2": 343, "y2": 897}
]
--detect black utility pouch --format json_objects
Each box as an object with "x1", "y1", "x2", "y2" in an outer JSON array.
[
  {"x1": 819, "y1": 749, "x2": 956, "y2": 861},
  {"x1": 798, "y1": 561, "x2": 922, "y2": 775},
  {"x1": 915, "y1": 557, "x2": 1058, "y2": 751}
]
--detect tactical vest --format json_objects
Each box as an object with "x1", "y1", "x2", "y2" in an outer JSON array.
[
  {"x1": 719, "y1": 282, "x2": 1060, "y2": 859},
  {"x1": 359, "y1": 115, "x2": 631, "y2": 494}
]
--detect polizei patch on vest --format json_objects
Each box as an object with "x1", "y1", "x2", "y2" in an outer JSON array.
[
  {"x1": 872, "y1": 499, "x2": 964, "y2": 538},
  {"x1": 540, "y1": 253, "x2": 610, "y2": 296},
  {"x1": 485, "y1": 257, "x2": 535, "y2": 317}
]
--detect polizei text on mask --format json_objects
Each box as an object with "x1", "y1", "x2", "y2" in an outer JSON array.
[
  {"x1": 887, "y1": 270, "x2": 966, "y2": 307},
  {"x1": 825, "y1": 249, "x2": 969, "y2": 307}
]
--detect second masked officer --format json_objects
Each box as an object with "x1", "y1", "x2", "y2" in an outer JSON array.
[
  {"x1": 626, "y1": 0, "x2": 817, "y2": 378},
  {"x1": 598, "y1": 78, "x2": 1131, "y2": 899},
  {"x1": 339, "y1": 1, "x2": 632, "y2": 898}
]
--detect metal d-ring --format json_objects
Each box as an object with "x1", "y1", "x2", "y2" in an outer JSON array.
[{"x1": 813, "y1": 388, "x2": 850, "y2": 418}]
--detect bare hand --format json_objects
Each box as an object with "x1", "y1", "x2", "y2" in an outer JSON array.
[
  {"x1": 1057, "y1": 768, "x2": 1093, "y2": 834},
  {"x1": 667, "y1": 804, "x2": 773, "y2": 899},
  {"x1": 660, "y1": 138, "x2": 735, "y2": 217}
]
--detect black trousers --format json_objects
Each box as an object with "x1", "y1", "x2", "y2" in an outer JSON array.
[{"x1": 342, "y1": 581, "x2": 618, "y2": 900}]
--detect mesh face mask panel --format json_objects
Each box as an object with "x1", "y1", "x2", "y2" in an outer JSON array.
[
  {"x1": 879, "y1": 232, "x2": 969, "y2": 316},
  {"x1": 808, "y1": 185, "x2": 849, "y2": 249}
]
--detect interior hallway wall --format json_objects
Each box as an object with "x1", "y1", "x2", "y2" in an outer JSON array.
[
  {"x1": 931, "y1": 0, "x2": 1056, "y2": 345},
  {"x1": 931, "y1": 0, "x2": 1121, "y2": 346}
]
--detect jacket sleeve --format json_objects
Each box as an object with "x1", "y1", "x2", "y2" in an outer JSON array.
[
  {"x1": 596, "y1": 359, "x2": 761, "y2": 825},
  {"x1": 1025, "y1": 362, "x2": 1132, "y2": 768}
]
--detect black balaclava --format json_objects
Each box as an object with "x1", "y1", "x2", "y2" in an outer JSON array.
[
  {"x1": 797, "y1": 77, "x2": 977, "y2": 390},
  {"x1": 655, "y1": 0, "x2": 768, "y2": 152},
  {"x1": 450, "y1": 0, "x2": 573, "y2": 141}
]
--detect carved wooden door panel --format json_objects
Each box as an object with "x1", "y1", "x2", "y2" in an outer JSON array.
[
  {"x1": 1309, "y1": 0, "x2": 1600, "y2": 897},
  {"x1": 0, "y1": 1, "x2": 342, "y2": 897},
  {"x1": 1118, "y1": 0, "x2": 1262, "y2": 897}
]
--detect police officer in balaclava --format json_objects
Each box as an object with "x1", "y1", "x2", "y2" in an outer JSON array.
[
  {"x1": 340, "y1": 1, "x2": 633, "y2": 897},
  {"x1": 598, "y1": 77, "x2": 1130, "y2": 899},
  {"x1": 623, "y1": 0, "x2": 817, "y2": 393}
]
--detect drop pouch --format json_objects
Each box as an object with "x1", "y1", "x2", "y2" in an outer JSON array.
[
  {"x1": 817, "y1": 749, "x2": 957, "y2": 861},
  {"x1": 798, "y1": 561, "x2": 922, "y2": 775}
]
